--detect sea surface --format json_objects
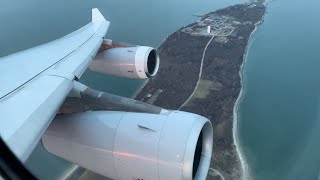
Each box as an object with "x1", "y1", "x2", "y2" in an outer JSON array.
[
  {"x1": 0, "y1": 0, "x2": 244, "y2": 179},
  {"x1": 238, "y1": 0, "x2": 320, "y2": 179}
]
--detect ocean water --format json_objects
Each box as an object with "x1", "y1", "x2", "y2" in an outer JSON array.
[
  {"x1": 238, "y1": 0, "x2": 320, "y2": 179},
  {"x1": 0, "y1": 0, "x2": 245, "y2": 179}
]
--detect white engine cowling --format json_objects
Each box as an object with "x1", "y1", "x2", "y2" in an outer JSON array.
[
  {"x1": 90, "y1": 46, "x2": 160, "y2": 79},
  {"x1": 42, "y1": 110, "x2": 213, "y2": 180}
]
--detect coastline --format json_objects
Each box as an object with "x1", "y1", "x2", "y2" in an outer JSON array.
[
  {"x1": 135, "y1": 1, "x2": 267, "y2": 179},
  {"x1": 232, "y1": 21, "x2": 257, "y2": 180},
  {"x1": 233, "y1": 1, "x2": 271, "y2": 179},
  {"x1": 131, "y1": 79, "x2": 149, "y2": 98}
]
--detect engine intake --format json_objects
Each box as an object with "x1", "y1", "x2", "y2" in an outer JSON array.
[
  {"x1": 90, "y1": 45, "x2": 160, "y2": 79},
  {"x1": 42, "y1": 111, "x2": 213, "y2": 180}
]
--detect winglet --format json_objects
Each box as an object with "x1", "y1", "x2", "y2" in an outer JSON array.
[{"x1": 92, "y1": 8, "x2": 106, "y2": 23}]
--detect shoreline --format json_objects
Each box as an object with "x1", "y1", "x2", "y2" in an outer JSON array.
[
  {"x1": 233, "y1": 1, "x2": 271, "y2": 179},
  {"x1": 232, "y1": 22, "x2": 256, "y2": 180},
  {"x1": 131, "y1": 79, "x2": 149, "y2": 98}
]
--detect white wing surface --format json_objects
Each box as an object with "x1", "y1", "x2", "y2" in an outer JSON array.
[{"x1": 0, "y1": 9, "x2": 109, "y2": 161}]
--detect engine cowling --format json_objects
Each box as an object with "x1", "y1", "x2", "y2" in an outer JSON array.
[
  {"x1": 42, "y1": 110, "x2": 213, "y2": 180},
  {"x1": 90, "y1": 46, "x2": 160, "y2": 79}
]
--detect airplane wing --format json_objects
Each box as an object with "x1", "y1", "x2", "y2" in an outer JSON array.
[
  {"x1": 0, "y1": 8, "x2": 215, "y2": 180},
  {"x1": 0, "y1": 9, "x2": 110, "y2": 162}
]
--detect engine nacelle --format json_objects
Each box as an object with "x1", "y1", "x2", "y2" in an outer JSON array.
[
  {"x1": 90, "y1": 46, "x2": 160, "y2": 79},
  {"x1": 42, "y1": 111, "x2": 213, "y2": 180}
]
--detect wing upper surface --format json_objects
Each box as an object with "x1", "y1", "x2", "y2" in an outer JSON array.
[
  {"x1": 0, "y1": 75, "x2": 73, "y2": 161},
  {"x1": 0, "y1": 8, "x2": 109, "y2": 161},
  {"x1": 0, "y1": 8, "x2": 109, "y2": 99}
]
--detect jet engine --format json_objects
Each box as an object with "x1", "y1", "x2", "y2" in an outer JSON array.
[
  {"x1": 89, "y1": 40, "x2": 160, "y2": 79},
  {"x1": 42, "y1": 110, "x2": 213, "y2": 180}
]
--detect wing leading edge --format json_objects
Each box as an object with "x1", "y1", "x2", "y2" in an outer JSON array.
[{"x1": 0, "y1": 9, "x2": 109, "y2": 161}]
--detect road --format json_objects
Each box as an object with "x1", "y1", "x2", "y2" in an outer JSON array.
[
  {"x1": 177, "y1": 33, "x2": 227, "y2": 180},
  {"x1": 178, "y1": 34, "x2": 215, "y2": 109}
]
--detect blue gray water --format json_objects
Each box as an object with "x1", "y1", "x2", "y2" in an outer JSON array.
[
  {"x1": 238, "y1": 0, "x2": 320, "y2": 179},
  {"x1": 3, "y1": 0, "x2": 319, "y2": 179},
  {"x1": 0, "y1": 0, "x2": 244, "y2": 178}
]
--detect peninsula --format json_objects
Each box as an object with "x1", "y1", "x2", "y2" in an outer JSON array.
[{"x1": 135, "y1": 1, "x2": 267, "y2": 179}]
